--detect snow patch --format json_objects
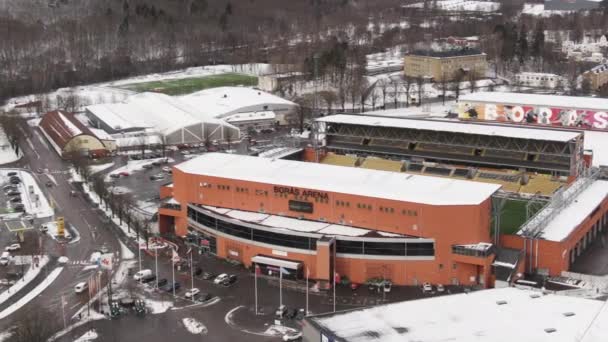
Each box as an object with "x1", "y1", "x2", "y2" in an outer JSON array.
[
  {"x1": 89, "y1": 162, "x2": 115, "y2": 175},
  {"x1": 182, "y1": 317, "x2": 208, "y2": 335},
  {"x1": 0, "y1": 256, "x2": 49, "y2": 306},
  {"x1": 0, "y1": 267, "x2": 64, "y2": 319},
  {"x1": 73, "y1": 329, "x2": 98, "y2": 342},
  {"x1": 147, "y1": 298, "x2": 174, "y2": 314}
]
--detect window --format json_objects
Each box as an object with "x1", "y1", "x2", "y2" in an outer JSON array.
[
  {"x1": 452, "y1": 263, "x2": 458, "y2": 270},
  {"x1": 406, "y1": 242, "x2": 435, "y2": 256}
]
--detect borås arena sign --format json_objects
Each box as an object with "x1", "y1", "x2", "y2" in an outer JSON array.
[{"x1": 457, "y1": 102, "x2": 608, "y2": 130}]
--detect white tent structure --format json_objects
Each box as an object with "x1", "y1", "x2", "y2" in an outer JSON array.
[{"x1": 86, "y1": 92, "x2": 240, "y2": 145}]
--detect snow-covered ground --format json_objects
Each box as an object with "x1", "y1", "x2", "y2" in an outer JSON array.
[
  {"x1": 0, "y1": 169, "x2": 53, "y2": 219},
  {"x1": 146, "y1": 298, "x2": 174, "y2": 314},
  {"x1": 405, "y1": 0, "x2": 500, "y2": 12},
  {"x1": 0, "y1": 266, "x2": 63, "y2": 319},
  {"x1": 73, "y1": 329, "x2": 98, "y2": 342},
  {"x1": 42, "y1": 220, "x2": 73, "y2": 241},
  {"x1": 120, "y1": 240, "x2": 135, "y2": 260},
  {"x1": 0, "y1": 256, "x2": 49, "y2": 306},
  {"x1": 0, "y1": 331, "x2": 12, "y2": 342},
  {"x1": 89, "y1": 162, "x2": 114, "y2": 175},
  {"x1": 3, "y1": 64, "x2": 273, "y2": 113},
  {"x1": 0, "y1": 127, "x2": 21, "y2": 165},
  {"x1": 264, "y1": 325, "x2": 298, "y2": 336},
  {"x1": 182, "y1": 317, "x2": 207, "y2": 335}
]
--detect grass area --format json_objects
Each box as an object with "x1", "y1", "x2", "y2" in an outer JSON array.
[
  {"x1": 494, "y1": 199, "x2": 545, "y2": 236},
  {"x1": 119, "y1": 73, "x2": 258, "y2": 95}
]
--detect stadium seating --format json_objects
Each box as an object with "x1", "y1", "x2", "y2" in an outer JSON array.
[
  {"x1": 321, "y1": 153, "x2": 358, "y2": 167},
  {"x1": 407, "y1": 163, "x2": 424, "y2": 173},
  {"x1": 519, "y1": 175, "x2": 564, "y2": 196},
  {"x1": 452, "y1": 168, "x2": 471, "y2": 178},
  {"x1": 484, "y1": 149, "x2": 526, "y2": 160},
  {"x1": 537, "y1": 154, "x2": 571, "y2": 166},
  {"x1": 360, "y1": 158, "x2": 404, "y2": 172},
  {"x1": 416, "y1": 143, "x2": 473, "y2": 156},
  {"x1": 329, "y1": 136, "x2": 364, "y2": 145},
  {"x1": 423, "y1": 166, "x2": 452, "y2": 177}
]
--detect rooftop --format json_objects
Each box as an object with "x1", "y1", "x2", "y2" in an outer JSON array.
[
  {"x1": 459, "y1": 92, "x2": 608, "y2": 112},
  {"x1": 309, "y1": 287, "x2": 608, "y2": 342},
  {"x1": 317, "y1": 114, "x2": 581, "y2": 142},
  {"x1": 39, "y1": 111, "x2": 97, "y2": 151},
  {"x1": 179, "y1": 86, "x2": 296, "y2": 120},
  {"x1": 409, "y1": 47, "x2": 484, "y2": 58},
  {"x1": 534, "y1": 179, "x2": 608, "y2": 242},
  {"x1": 175, "y1": 153, "x2": 500, "y2": 206}
]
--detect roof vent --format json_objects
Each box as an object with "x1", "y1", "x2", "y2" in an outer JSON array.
[
  {"x1": 563, "y1": 312, "x2": 575, "y2": 317},
  {"x1": 496, "y1": 300, "x2": 508, "y2": 305},
  {"x1": 544, "y1": 328, "x2": 557, "y2": 334},
  {"x1": 530, "y1": 294, "x2": 541, "y2": 299}
]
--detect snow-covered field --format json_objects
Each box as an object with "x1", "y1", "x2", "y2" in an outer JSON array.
[
  {"x1": 0, "y1": 256, "x2": 49, "y2": 306},
  {"x1": 0, "y1": 266, "x2": 63, "y2": 319},
  {"x1": 0, "y1": 169, "x2": 53, "y2": 219},
  {"x1": 0, "y1": 127, "x2": 21, "y2": 166},
  {"x1": 182, "y1": 317, "x2": 207, "y2": 335}
]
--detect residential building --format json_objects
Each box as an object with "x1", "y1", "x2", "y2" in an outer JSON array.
[{"x1": 403, "y1": 48, "x2": 488, "y2": 81}]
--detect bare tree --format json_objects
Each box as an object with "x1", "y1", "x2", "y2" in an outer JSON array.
[
  {"x1": 10, "y1": 307, "x2": 60, "y2": 342},
  {"x1": 378, "y1": 79, "x2": 389, "y2": 110},
  {"x1": 137, "y1": 135, "x2": 147, "y2": 159},
  {"x1": 320, "y1": 90, "x2": 337, "y2": 114},
  {"x1": 415, "y1": 76, "x2": 424, "y2": 107},
  {"x1": 402, "y1": 76, "x2": 414, "y2": 107},
  {"x1": 438, "y1": 73, "x2": 449, "y2": 105}
]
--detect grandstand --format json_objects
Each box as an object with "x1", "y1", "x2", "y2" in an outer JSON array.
[{"x1": 316, "y1": 115, "x2": 584, "y2": 178}]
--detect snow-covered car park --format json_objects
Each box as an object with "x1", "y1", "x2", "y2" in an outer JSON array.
[{"x1": 0, "y1": 169, "x2": 53, "y2": 220}]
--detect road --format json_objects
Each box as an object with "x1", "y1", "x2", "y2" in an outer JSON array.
[{"x1": 0, "y1": 120, "x2": 123, "y2": 330}]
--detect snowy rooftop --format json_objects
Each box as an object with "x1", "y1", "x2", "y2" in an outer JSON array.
[
  {"x1": 310, "y1": 287, "x2": 608, "y2": 342},
  {"x1": 535, "y1": 180, "x2": 608, "y2": 242},
  {"x1": 224, "y1": 111, "x2": 276, "y2": 123},
  {"x1": 317, "y1": 114, "x2": 581, "y2": 142},
  {"x1": 86, "y1": 92, "x2": 229, "y2": 135},
  {"x1": 459, "y1": 92, "x2": 608, "y2": 112},
  {"x1": 89, "y1": 128, "x2": 114, "y2": 141},
  {"x1": 176, "y1": 153, "x2": 500, "y2": 206},
  {"x1": 179, "y1": 87, "x2": 296, "y2": 120},
  {"x1": 201, "y1": 205, "x2": 408, "y2": 238},
  {"x1": 584, "y1": 131, "x2": 608, "y2": 166}
]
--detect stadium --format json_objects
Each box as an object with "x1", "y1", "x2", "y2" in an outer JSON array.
[{"x1": 158, "y1": 112, "x2": 608, "y2": 288}]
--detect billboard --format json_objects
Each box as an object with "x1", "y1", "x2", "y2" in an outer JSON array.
[{"x1": 457, "y1": 102, "x2": 608, "y2": 130}]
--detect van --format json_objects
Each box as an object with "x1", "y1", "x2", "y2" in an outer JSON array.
[
  {"x1": 0, "y1": 252, "x2": 10, "y2": 266},
  {"x1": 74, "y1": 282, "x2": 88, "y2": 293},
  {"x1": 133, "y1": 269, "x2": 153, "y2": 281}
]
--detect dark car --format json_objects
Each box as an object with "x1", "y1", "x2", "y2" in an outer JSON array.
[
  {"x1": 9, "y1": 197, "x2": 21, "y2": 203},
  {"x1": 295, "y1": 309, "x2": 306, "y2": 320},
  {"x1": 9, "y1": 178, "x2": 20, "y2": 185},
  {"x1": 202, "y1": 272, "x2": 215, "y2": 280},
  {"x1": 199, "y1": 293, "x2": 212, "y2": 302},
  {"x1": 12, "y1": 204, "x2": 24, "y2": 212},
  {"x1": 130, "y1": 155, "x2": 142, "y2": 160},
  {"x1": 141, "y1": 275, "x2": 157, "y2": 283},
  {"x1": 195, "y1": 267, "x2": 203, "y2": 276},
  {"x1": 7, "y1": 171, "x2": 17, "y2": 177},
  {"x1": 222, "y1": 274, "x2": 237, "y2": 286},
  {"x1": 109, "y1": 173, "x2": 120, "y2": 179},
  {"x1": 156, "y1": 278, "x2": 168, "y2": 288},
  {"x1": 286, "y1": 308, "x2": 297, "y2": 319},
  {"x1": 149, "y1": 174, "x2": 164, "y2": 181},
  {"x1": 166, "y1": 282, "x2": 181, "y2": 292},
  {"x1": 142, "y1": 164, "x2": 154, "y2": 169},
  {"x1": 6, "y1": 190, "x2": 20, "y2": 196}
]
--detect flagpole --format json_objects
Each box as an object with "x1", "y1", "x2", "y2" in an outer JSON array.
[
  {"x1": 254, "y1": 264, "x2": 258, "y2": 315},
  {"x1": 155, "y1": 248, "x2": 159, "y2": 289},
  {"x1": 138, "y1": 237, "x2": 142, "y2": 273},
  {"x1": 306, "y1": 266, "x2": 309, "y2": 316},
  {"x1": 61, "y1": 295, "x2": 67, "y2": 329},
  {"x1": 172, "y1": 247, "x2": 176, "y2": 298},
  {"x1": 333, "y1": 245, "x2": 336, "y2": 313},
  {"x1": 280, "y1": 267, "x2": 283, "y2": 308},
  {"x1": 190, "y1": 251, "x2": 194, "y2": 303}
]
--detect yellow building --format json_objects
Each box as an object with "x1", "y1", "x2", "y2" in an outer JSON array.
[
  {"x1": 404, "y1": 49, "x2": 488, "y2": 81},
  {"x1": 583, "y1": 64, "x2": 608, "y2": 91}
]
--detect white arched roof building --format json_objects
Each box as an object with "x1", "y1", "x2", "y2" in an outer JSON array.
[{"x1": 86, "y1": 92, "x2": 240, "y2": 145}]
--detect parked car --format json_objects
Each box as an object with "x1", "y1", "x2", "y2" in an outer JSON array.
[
  {"x1": 7, "y1": 171, "x2": 17, "y2": 177},
  {"x1": 185, "y1": 288, "x2": 200, "y2": 298},
  {"x1": 3, "y1": 184, "x2": 17, "y2": 191},
  {"x1": 383, "y1": 280, "x2": 392, "y2": 293},
  {"x1": 5, "y1": 244, "x2": 20, "y2": 251},
  {"x1": 199, "y1": 293, "x2": 213, "y2": 302},
  {"x1": 422, "y1": 282, "x2": 433, "y2": 293},
  {"x1": 180, "y1": 150, "x2": 191, "y2": 155},
  {"x1": 22, "y1": 215, "x2": 34, "y2": 222},
  {"x1": 286, "y1": 308, "x2": 297, "y2": 319},
  {"x1": 45, "y1": 181, "x2": 53, "y2": 187},
  {"x1": 275, "y1": 305, "x2": 287, "y2": 318},
  {"x1": 74, "y1": 282, "x2": 88, "y2": 293},
  {"x1": 6, "y1": 190, "x2": 20, "y2": 196},
  {"x1": 162, "y1": 166, "x2": 172, "y2": 173},
  {"x1": 202, "y1": 272, "x2": 215, "y2": 280},
  {"x1": 195, "y1": 267, "x2": 203, "y2": 276},
  {"x1": 141, "y1": 274, "x2": 157, "y2": 283},
  {"x1": 295, "y1": 308, "x2": 306, "y2": 320},
  {"x1": 149, "y1": 173, "x2": 164, "y2": 181},
  {"x1": 437, "y1": 284, "x2": 445, "y2": 293},
  {"x1": 130, "y1": 155, "x2": 142, "y2": 160},
  {"x1": 282, "y1": 331, "x2": 302, "y2": 341},
  {"x1": 156, "y1": 278, "x2": 168, "y2": 288},
  {"x1": 9, "y1": 197, "x2": 21, "y2": 203},
  {"x1": 350, "y1": 283, "x2": 360, "y2": 291},
  {"x1": 100, "y1": 245, "x2": 110, "y2": 253},
  {"x1": 109, "y1": 173, "x2": 120, "y2": 179},
  {"x1": 0, "y1": 252, "x2": 10, "y2": 265},
  {"x1": 213, "y1": 273, "x2": 229, "y2": 284},
  {"x1": 9, "y1": 179, "x2": 20, "y2": 185},
  {"x1": 222, "y1": 274, "x2": 237, "y2": 286},
  {"x1": 142, "y1": 164, "x2": 154, "y2": 170},
  {"x1": 166, "y1": 282, "x2": 181, "y2": 292},
  {"x1": 133, "y1": 269, "x2": 153, "y2": 281},
  {"x1": 40, "y1": 224, "x2": 48, "y2": 232},
  {"x1": 12, "y1": 204, "x2": 24, "y2": 212},
  {"x1": 119, "y1": 171, "x2": 130, "y2": 177}
]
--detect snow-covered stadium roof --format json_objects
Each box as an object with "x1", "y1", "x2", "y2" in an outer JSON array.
[
  {"x1": 460, "y1": 92, "x2": 608, "y2": 112},
  {"x1": 179, "y1": 87, "x2": 296, "y2": 119},
  {"x1": 532, "y1": 180, "x2": 608, "y2": 242},
  {"x1": 310, "y1": 287, "x2": 608, "y2": 342},
  {"x1": 175, "y1": 153, "x2": 500, "y2": 206},
  {"x1": 317, "y1": 114, "x2": 581, "y2": 142}
]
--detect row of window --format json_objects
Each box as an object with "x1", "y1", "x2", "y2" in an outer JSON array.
[{"x1": 187, "y1": 206, "x2": 435, "y2": 257}]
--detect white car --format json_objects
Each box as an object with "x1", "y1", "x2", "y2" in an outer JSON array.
[
  {"x1": 283, "y1": 331, "x2": 303, "y2": 341},
  {"x1": 185, "y1": 288, "x2": 200, "y2": 298},
  {"x1": 437, "y1": 284, "x2": 445, "y2": 292},
  {"x1": 162, "y1": 166, "x2": 171, "y2": 173},
  {"x1": 422, "y1": 282, "x2": 433, "y2": 293},
  {"x1": 213, "y1": 273, "x2": 229, "y2": 284},
  {"x1": 74, "y1": 282, "x2": 88, "y2": 293},
  {"x1": 22, "y1": 215, "x2": 34, "y2": 222},
  {"x1": 5, "y1": 243, "x2": 20, "y2": 251}
]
